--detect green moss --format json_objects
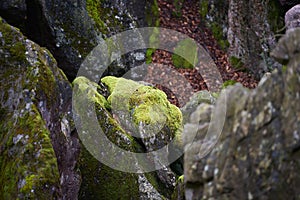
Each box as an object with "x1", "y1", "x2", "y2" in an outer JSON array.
[
  {"x1": 73, "y1": 76, "x2": 110, "y2": 109},
  {"x1": 73, "y1": 77, "x2": 144, "y2": 199},
  {"x1": 9, "y1": 42, "x2": 26, "y2": 61},
  {"x1": 172, "y1": 38, "x2": 198, "y2": 69},
  {"x1": 78, "y1": 144, "x2": 140, "y2": 199},
  {"x1": 0, "y1": 106, "x2": 60, "y2": 199},
  {"x1": 0, "y1": 18, "x2": 27, "y2": 63},
  {"x1": 74, "y1": 76, "x2": 183, "y2": 199},
  {"x1": 210, "y1": 22, "x2": 229, "y2": 50},
  {"x1": 199, "y1": 0, "x2": 209, "y2": 19},
  {"x1": 101, "y1": 76, "x2": 182, "y2": 136},
  {"x1": 222, "y1": 79, "x2": 237, "y2": 89},
  {"x1": 86, "y1": 0, "x2": 108, "y2": 34},
  {"x1": 146, "y1": 0, "x2": 159, "y2": 27}
]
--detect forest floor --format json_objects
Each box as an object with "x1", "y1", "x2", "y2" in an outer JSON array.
[{"x1": 144, "y1": 0, "x2": 258, "y2": 107}]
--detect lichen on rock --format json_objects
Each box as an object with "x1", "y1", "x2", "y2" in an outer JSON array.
[{"x1": 0, "y1": 17, "x2": 80, "y2": 199}]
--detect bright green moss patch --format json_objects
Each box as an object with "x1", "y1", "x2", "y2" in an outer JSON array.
[
  {"x1": 172, "y1": 38, "x2": 198, "y2": 69},
  {"x1": 101, "y1": 76, "x2": 183, "y2": 138},
  {"x1": 73, "y1": 76, "x2": 110, "y2": 109}
]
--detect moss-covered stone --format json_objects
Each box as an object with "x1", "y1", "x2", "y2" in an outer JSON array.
[
  {"x1": 0, "y1": 17, "x2": 80, "y2": 199},
  {"x1": 73, "y1": 76, "x2": 172, "y2": 199},
  {"x1": 0, "y1": 17, "x2": 70, "y2": 199},
  {"x1": 101, "y1": 76, "x2": 183, "y2": 141},
  {"x1": 222, "y1": 79, "x2": 237, "y2": 89},
  {"x1": 0, "y1": 106, "x2": 60, "y2": 199}
]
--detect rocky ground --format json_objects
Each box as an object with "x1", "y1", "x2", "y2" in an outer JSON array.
[{"x1": 145, "y1": 0, "x2": 258, "y2": 106}]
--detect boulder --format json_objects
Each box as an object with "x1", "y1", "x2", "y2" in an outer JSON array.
[
  {"x1": 0, "y1": 17, "x2": 80, "y2": 199},
  {"x1": 183, "y1": 27, "x2": 300, "y2": 199}
]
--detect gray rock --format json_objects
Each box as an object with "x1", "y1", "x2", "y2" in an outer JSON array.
[
  {"x1": 183, "y1": 27, "x2": 300, "y2": 199},
  {"x1": 285, "y1": 4, "x2": 300, "y2": 30},
  {"x1": 0, "y1": 17, "x2": 80, "y2": 199}
]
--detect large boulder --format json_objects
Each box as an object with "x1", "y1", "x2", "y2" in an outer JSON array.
[
  {"x1": 183, "y1": 27, "x2": 300, "y2": 199},
  {"x1": 0, "y1": 18, "x2": 80, "y2": 199}
]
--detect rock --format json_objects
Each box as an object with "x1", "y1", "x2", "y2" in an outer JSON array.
[
  {"x1": 72, "y1": 76, "x2": 183, "y2": 199},
  {"x1": 183, "y1": 27, "x2": 300, "y2": 199},
  {"x1": 181, "y1": 90, "x2": 216, "y2": 124},
  {"x1": 198, "y1": 0, "x2": 285, "y2": 79},
  {"x1": 285, "y1": 4, "x2": 300, "y2": 30},
  {"x1": 0, "y1": 17, "x2": 80, "y2": 199},
  {"x1": 0, "y1": 0, "x2": 155, "y2": 81}
]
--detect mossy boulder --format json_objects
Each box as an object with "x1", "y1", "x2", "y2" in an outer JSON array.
[
  {"x1": 72, "y1": 76, "x2": 184, "y2": 199},
  {"x1": 0, "y1": 17, "x2": 80, "y2": 199},
  {"x1": 101, "y1": 76, "x2": 183, "y2": 151},
  {"x1": 72, "y1": 76, "x2": 171, "y2": 199}
]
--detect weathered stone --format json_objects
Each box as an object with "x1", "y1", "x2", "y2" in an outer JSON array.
[
  {"x1": 285, "y1": 4, "x2": 300, "y2": 30},
  {"x1": 183, "y1": 27, "x2": 300, "y2": 199},
  {"x1": 0, "y1": 17, "x2": 80, "y2": 199}
]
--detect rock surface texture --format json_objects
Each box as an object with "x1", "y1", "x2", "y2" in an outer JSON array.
[
  {"x1": 183, "y1": 26, "x2": 300, "y2": 199},
  {"x1": 0, "y1": 17, "x2": 80, "y2": 199},
  {"x1": 285, "y1": 4, "x2": 300, "y2": 30}
]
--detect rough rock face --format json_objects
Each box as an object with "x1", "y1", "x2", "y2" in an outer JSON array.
[
  {"x1": 183, "y1": 27, "x2": 300, "y2": 199},
  {"x1": 227, "y1": 0, "x2": 280, "y2": 79},
  {"x1": 285, "y1": 4, "x2": 300, "y2": 30},
  {"x1": 0, "y1": 18, "x2": 80, "y2": 199}
]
